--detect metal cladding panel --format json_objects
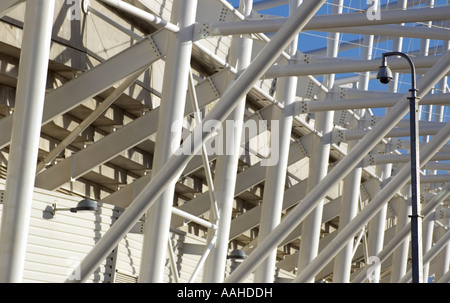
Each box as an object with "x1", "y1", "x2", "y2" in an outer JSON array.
[
  {"x1": 111, "y1": 227, "x2": 255, "y2": 283},
  {"x1": 0, "y1": 179, "x2": 117, "y2": 283},
  {"x1": 113, "y1": 228, "x2": 208, "y2": 283}
]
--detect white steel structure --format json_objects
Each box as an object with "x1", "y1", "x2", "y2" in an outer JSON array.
[{"x1": 0, "y1": 0, "x2": 448, "y2": 283}]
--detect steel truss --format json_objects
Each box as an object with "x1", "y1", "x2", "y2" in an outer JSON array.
[{"x1": 0, "y1": 0, "x2": 449, "y2": 283}]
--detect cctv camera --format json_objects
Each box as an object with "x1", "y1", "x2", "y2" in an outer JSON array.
[
  {"x1": 378, "y1": 76, "x2": 391, "y2": 84},
  {"x1": 377, "y1": 65, "x2": 393, "y2": 85}
]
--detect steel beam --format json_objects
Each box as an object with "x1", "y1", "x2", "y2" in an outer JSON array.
[
  {"x1": 324, "y1": 24, "x2": 450, "y2": 41},
  {"x1": 0, "y1": 32, "x2": 168, "y2": 150},
  {"x1": 34, "y1": 69, "x2": 229, "y2": 190},
  {"x1": 332, "y1": 32, "x2": 373, "y2": 282},
  {"x1": 399, "y1": 225, "x2": 450, "y2": 283},
  {"x1": 98, "y1": 0, "x2": 180, "y2": 33},
  {"x1": 296, "y1": 118, "x2": 450, "y2": 282},
  {"x1": 225, "y1": 49, "x2": 450, "y2": 283},
  {"x1": 289, "y1": 93, "x2": 450, "y2": 114},
  {"x1": 171, "y1": 138, "x2": 310, "y2": 229},
  {"x1": 351, "y1": 183, "x2": 450, "y2": 283},
  {"x1": 339, "y1": 124, "x2": 443, "y2": 142},
  {"x1": 203, "y1": 0, "x2": 253, "y2": 283},
  {"x1": 35, "y1": 68, "x2": 146, "y2": 174},
  {"x1": 366, "y1": 153, "x2": 392, "y2": 283},
  {"x1": 432, "y1": 214, "x2": 450, "y2": 281},
  {"x1": 252, "y1": 0, "x2": 289, "y2": 11},
  {"x1": 64, "y1": 0, "x2": 328, "y2": 283},
  {"x1": 139, "y1": 0, "x2": 198, "y2": 283},
  {"x1": 390, "y1": 197, "x2": 412, "y2": 282},
  {"x1": 98, "y1": 103, "x2": 284, "y2": 210},
  {"x1": 368, "y1": 152, "x2": 450, "y2": 165},
  {"x1": 265, "y1": 54, "x2": 440, "y2": 78},
  {"x1": 0, "y1": 0, "x2": 24, "y2": 18},
  {"x1": 207, "y1": 6, "x2": 450, "y2": 36},
  {"x1": 297, "y1": 0, "x2": 343, "y2": 282},
  {"x1": 254, "y1": 0, "x2": 300, "y2": 283}
]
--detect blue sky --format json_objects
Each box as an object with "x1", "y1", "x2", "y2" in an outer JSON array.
[{"x1": 226, "y1": 0, "x2": 449, "y2": 122}]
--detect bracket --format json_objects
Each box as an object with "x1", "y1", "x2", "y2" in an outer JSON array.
[{"x1": 194, "y1": 22, "x2": 212, "y2": 40}]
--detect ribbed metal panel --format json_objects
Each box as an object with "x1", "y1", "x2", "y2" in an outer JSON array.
[
  {"x1": 114, "y1": 270, "x2": 138, "y2": 283},
  {"x1": 0, "y1": 179, "x2": 118, "y2": 283}
]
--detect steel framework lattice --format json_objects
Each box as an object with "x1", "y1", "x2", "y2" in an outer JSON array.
[{"x1": 0, "y1": 0, "x2": 449, "y2": 283}]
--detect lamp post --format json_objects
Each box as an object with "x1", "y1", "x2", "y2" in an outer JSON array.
[{"x1": 377, "y1": 51, "x2": 423, "y2": 283}]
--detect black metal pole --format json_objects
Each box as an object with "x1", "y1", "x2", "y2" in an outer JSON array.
[
  {"x1": 382, "y1": 52, "x2": 423, "y2": 283},
  {"x1": 408, "y1": 86, "x2": 423, "y2": 284}
]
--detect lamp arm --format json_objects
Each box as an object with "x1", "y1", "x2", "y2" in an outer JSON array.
[{"x1": 382, "y1": 51, "x2": 417, "y2": 91}]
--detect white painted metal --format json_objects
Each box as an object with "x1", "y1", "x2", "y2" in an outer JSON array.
[
  {"x1": 0, "y1": 0, "x2": 448, "y2": 284},
  {"x1": 139, "y1": 0, "x2": 198, "y2": 283},
  {"x1": 332, "y1": 32, "x2": 373, "y2": 283},
  {"x1": 65, "y1": 0, "x2": 329, "y2": 283},
  {"x1": 0, "y1": 33, "x2": 167, "y2": 150},
  {"x1": 35, "y1": 67, "x2": 227, "y2": 191},
  {"x1": 227, "y1": 48, "x2": 450, "y2": 283},
  {"x1": 295, "y1": 109, "x2": 450, "y2": 282},
  {"x1": 265, "y1": 55, "x2": 441, "y2": 78},
  {"x1": 202, "y1": 0, "x2": 253, "y2": 283},
  {"x1": 352, "y1": 181, "x2": 450, "y2": 283},
  {"x1": 399, "y1": 225, "x2": 450, "y2": 283},
  {"x1": 36, "y1": 68, "x2": 147, "y2": 174},
  {"x1": 98, "y1": 0, "x2": 179, "y2": 33},
  {"x1": 208, "y1": 6, "x2": 450, "y2": 36},
  {"x1": 0, "y1": 0, "x2": 55, "y2": 283},
  {"x1": 254, "y1": 0, "x2": 300, "y2": 283},
  {"x1": 297, "y1": 0, "x2": 342, "y2": 283}
]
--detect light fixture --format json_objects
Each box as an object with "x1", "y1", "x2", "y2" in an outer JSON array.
[
  {"x1": 52, "y1": 199, "x2": 98, "y2": 216},
  {"x1": 227, "y1": 249, "x2": 247, "y2": 261},
  {"x1": 376, "y1": 56, "x2": 393, "y2": 84}
]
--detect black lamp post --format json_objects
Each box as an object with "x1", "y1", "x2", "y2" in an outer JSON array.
[{"x1": 377, "y1": 51, "x2": 423, "y2": 283}]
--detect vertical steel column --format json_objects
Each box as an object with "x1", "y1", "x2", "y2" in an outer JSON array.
[
  {"x1": 254, "y1": 0, "x2": 301, "y2": 283},
  {"x1": 366, "y1": 162, "x2": 391, "y2": 282},
  {"x1": 351, "y1": 182, "x2": 450, "y2": 283},
  {"x1": 0, "y1": 0, "x2": 55, "y2": 283},
  {"x1": 422, "y1": 209, "x2": 435, "y2": 280},
  {"x1": 366, "y1": 32, "x2": 390, "y2": 282},
  {"x1": 138, "y1": 0, "x2": 197, "y2": 283},
  {"x1": 65, "y1": 0, "x2": 328, "y2": 283},
  {"x1": 202, "y1": 0, "x2": 253, "y2": 283},
  {"x1": 297, "y1": 0, "x2": 343, "y2": 283},
  {"x1": 434, "y1": 215, "x2": 450, "y2": 280},
  {"x1": 332, "y1": 34, "x2": 373, "y2": 282},
  {"x1": 294, "y1": 115, "x2": 450, "y2": 283},
  {"x1": 432, "y1": 37, "x2": 450, "y2": 281},
  {"x1": 390, "y1": 197, "x2": 413, "y2": 282},
  {"x1": 331, "y1": 147, "x2": 363, "y2": 282}
]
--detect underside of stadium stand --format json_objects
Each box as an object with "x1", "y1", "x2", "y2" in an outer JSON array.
[{"x1": 0, "y1": 0, "x2": 449, "y2": 283}]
